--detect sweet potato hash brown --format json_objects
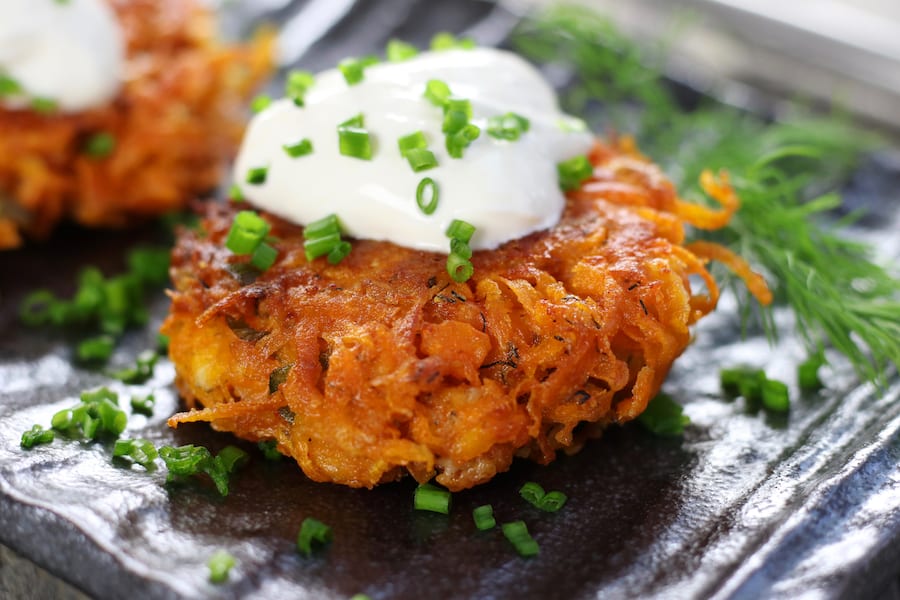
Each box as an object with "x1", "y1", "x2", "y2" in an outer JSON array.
[
  {"x1": 163, "y1": 139, "x2": 771, "y2": 491},
  {"x1": 0, "y1": 0, "x2": 273, "y2": 249}
]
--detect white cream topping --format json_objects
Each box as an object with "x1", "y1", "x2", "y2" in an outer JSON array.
[
  {"x1": 234, "y1": 47, "x2": 593, "y2": 252},
  {"x1": 0, "y1": 0, "x2": 125, "y2": 112}
]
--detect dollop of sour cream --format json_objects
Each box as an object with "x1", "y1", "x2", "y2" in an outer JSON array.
[
  {"x1": 235, "y1": 47, "x2": 594, "y2": 252},
  {"x1": 0, "y1": 0, "x2": 125, "y2": 112}
]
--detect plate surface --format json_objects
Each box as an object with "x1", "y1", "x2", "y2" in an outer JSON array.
[{"x1": 2, "y1": 1, "x2": 900, "y2": 598}]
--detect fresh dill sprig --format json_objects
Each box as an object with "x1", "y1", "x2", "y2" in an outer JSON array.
[{"x1": 512, "y1": 6, "x2": 900, "y2": 383}]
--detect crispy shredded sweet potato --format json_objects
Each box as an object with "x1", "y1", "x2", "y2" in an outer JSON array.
[
  {"x1": 0, "y1": 0, "x2": 274, "y2": 249},
  {"x1": 163, "y1": 138, "x2": 770, "y2": 491}
]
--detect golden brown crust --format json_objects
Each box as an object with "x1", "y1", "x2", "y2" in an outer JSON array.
[
  {"x1": 0, "y1": 0, "x2": 274, "y2": 248},
  {"x1": 162, "y1": 138, "x2": 767, "y2": 491}
]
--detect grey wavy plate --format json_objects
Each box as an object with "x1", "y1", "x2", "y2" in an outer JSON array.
[{"x1": 2, "y1": 1, "x2": 900, "y2": 598}]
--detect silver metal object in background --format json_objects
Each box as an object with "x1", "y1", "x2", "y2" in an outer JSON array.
[{"x1": 509, "y1": 0, "x2": 900, "y2": 131}]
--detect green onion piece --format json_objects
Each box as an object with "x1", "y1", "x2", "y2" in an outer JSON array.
[
  {"x1": 81, "y1": 386, "x2": 118, "y2": 405},
  {"x1": 501, "y1": 521, "x2": 539, "y2": 557},
  {"x1": 414, "y1": 483, "x2": 452, "y2": 514},
  {"x1": 0, "y1": 74, "x2": 22, "y2": 97},
  {"x1": 557, "y1": 116, "x2": 587, "y2": 133},
  {"x1": 159, "y1": 444, "x2": 212, "y2": 480},
  {"x1": 445, "y1": 98, "x2": 473, "y2": 122},
  {"x1": 386, "y1": 39, "x2": 418, "y2": 62},
  {"x1": 127, "y1": 248, "x2": 170, "y2": 285},
  {"x1": 486, "y1": 112, "x2": 530, "y2": 141},
  {"x1": 761, "y1": 379, "x2": 790, "y2": 412},
  {"x1": 207, "y1": 550, "x2": 236, "y2": 584},
  {"x1": 245, "y1": 165, "x2": 269, "y2": 185},
  {"x1": 157, "y1": 333, "x2": 170, "y2": 353},
  {"x1": 83, "y1": 132, "x2": 116, "y2": 158},
  {"x1": 446, "y1": 124, "x2": 480, "y2": 158},
  {"x1": 340, "y1": 113, "x2": 365, "y2": 128},
  {"x1": 538, "y1": 491, "x2": 568, "y2": 512},
  {"x1": 338, "y1": 57, "x2": 368, "y2": 85},
  {"x1": 130, "y1": 393, "x2": 155, "y2": 416},
  {"x1": 519, "y1": 482, "x2": 545, "y2": 506},
  {"x1": 19, "y1": 290, "x2": 57, "y2": 326},
  {"x1": 250, "y1": 94, "x2": 271, "y2": 114},
  {"x1": 20, "y1": 425, "x2": 54, "y2": 449},
  {"x1": 285, "y1": 70, "x2": 315, "y2": 106},
  {"x1": 637, "y1": 393, "x2": 690, "y2": 436},
  {"x1": 405, "y1": 148, "x2": 438, "y2": 172},
  {"x1": 430, "y1": 32, "x2": 475, "y2": 51},
  {"x1": 110, "y1": 349, "x2": 158, "y2": 384},
  {"x1": 445, "y1": 219, "x2": 476, "y2": 243},
  {"x1": 31, "y1": 97, "x2": 57, "y2": 114},
  {"x1": 424, "y1": 79, "x2": 451, "y2": 107},
  {"x1": 304, "y1": 233, "x2": 341, "y2": 262},
  {"x1": 250, "y1": 242, "x2": 278, "y2": 271},
  {"x1": 338, "y1": 125, "x2": 373, "y2": 160},
  {"x1": 326, "y1": 241, "x2": 352, "y2": 265},
  {"x1": 398, "y1": 131, "x2": 428, "y2": 155},
  {"x1": 557, "y1": 155, "x2": 594, "y2": 191},
  {"x1": 297, "y1": 517, "x2": 333, "y2": 556},
  {"x1": 112, "y1": 438, "x2": 158, "y2": 468},
  {"x1": 76, "y1": 334, "x2": 115, "y2": 362},
  {"x1": 97, "y1": 398, "x2": 128, "y2": 436},
  {"x1": 204, "y1": 446, "x2": 249, "y2": 496},
  {"x1": 416, "y1": 177, "x2": 439, "y2": 215},
  {"x1": 283, "y1": 138, "x2": 314, "y2": 158},
  {"x1": 229, "y1": 183, "x2": 244, "y2": 202},
  {"x1": 472, "y1": 504, "x2": 496, "y2": 530},
  {"x1": 226, "y1": 210, "x2": 271, "y2": 255},
  {"x1": 216, "y1": 445, "x2": 249, "y2": 474},
  {"x1": 798, "y1": 355, "x2": 825, "y2": 390},
  {"x1": 304, "y1": 214, "x2": 341, "y2": 239},
  {"x1": 449, "y1": 238, "x2": 472, "y2": 260},
  {"x1": 350, "y1": 595, "x2": 372, "y2": 600},
  {"x1": 446, "y1": 254, "x2": 474, "y2": 283},
  {"x1": 51, "y1": 408, "x2": 74, "y2": 431},
  {"x1": 258, "y1": 440, "x2": 282, "y2": 461}
]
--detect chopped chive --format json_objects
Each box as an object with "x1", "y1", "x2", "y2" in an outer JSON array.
[
  {"x1": 557, "y1": 155, "x2": 594, "y2": 191},
  {"x1": 472, "y1": 504, "x2": 496, "y2": 530},
  {"x1": 486, "y1": 112, "x2": 530, "y2": 141},
  {"x1": 226, "y1": 210, "x2": 271, "y2": 255},
  {"x1": 416, "y1": 177, "x2": 439, "y2": 215},
  {"x1": 297, "y1": 517, "x2": 332, "y2": 556},
  {"x1": 157, "y1": 333, "x2": 170, "y2": 353},
  {"x1": 446, "y1": 124, "x2": 480, "y2": 158},
  {"x1": 519, "y1": 481, "x2": 545, "y2": 506},
  {"x1": 283, "y1": 138, "x2": 314, "y2": 158},
  {"x1": 386, "y1": 39, "x2": 418, "y2": 62},
  {"x1": 51, "y1": 387, "x2": 127, "y2": 440},
  {"x1": 0, "y1": 74, "x2": 22, "y2": 97},
  {"x1": 250, "y1": 94, "x2": 271, "y2": 114},
  {"x1": 405, "y1": 148, "x2": 438, "y2": 172},
  {"x1": 304, "y1": 233, "x2": 341, "y2": 261},
  {"x1": 424, "y1": 79, "x2": 451, "y2": 107},
  {"x1": 83, "y1": 132, "x2": 116, "y2": 158},
  {"x1": 285, "y1": 70, "x2": 315, "y2": 106},
  {"x1": 338, "y1": 125, "x2": 373, "y2": 160},
  {"x1": 398, "y1": 131, "x2": 428, "y2": 156},
  {"x1": 798, "y1": 355, "x2": 825, "y2": 390},
  {"x1": 761, "y1": 379, "x2": 790, "y2": 412},
  {"x1": 245, "y1": 166, "x2": 269, "y2": 185},
  {"x1": 207, "y1": 550, "x2": 236, "y2": 584},
  {"x1": 637, "y1": 393, "x2": 690, "y2": 436},
  {"x1": 538, "y1": 490, "x2": 568, "y2": 512},
  {"x1": 31, "y1": 97, "x2": 57, "y2": 114},
  {"x1": 110, "y1": 349, "x2": 158, "y2": 384},
  {"x1": 414, "y1": 483, "x2": 451, "y2": 514},
  {"x1": 19, "y1": 290, "x2": 57, "y2": 326},
  {"x1": 112, "y1": 438, "x2": 158, "y2": 468},
  {"x1": 338, "y1": 57, "x2": 370, "y2": 86},
  {"x1": 430, "y1": 32, "x2": 475, "y2": 51},
  {"x1": 159, "y1": 444, "x2": 212, "y2": 479},
  {"x1": 20, "y1": 425, "x2": 54, "y2": 449},
  {"x1": 76, "y1": 334, "x2": 115, "y2": 362},
  {"x1": 501, "y1": 521, "x2": 539, "y2": 557},
  {"x1": 449, "y1": 238, "x2": 472, "y2": 260},
  {"x1": 250, "y1": 242, "x2": 278, "y2": 271},
  {"x1": 229, "y1": 183, "x2": 244, "y2": 202},
  {"x1": 445, "y1": 219, "x2": 476, "y2": 243},
  {"x1": 446, "y1": 254, "x2": 473, "y2": 283},
  {"x1": 445, "y1": 98, "x2": 473, "y2": 122},
  {"x1": 304, "y1": 214, "x2": 341, "y2": 239},
  {"x1": 326, "y1": 241, "x2": 352, "y2": 265},
  {"x1": 557, "y1": 116, "x2": 587, "y2": 133},
  {"x1": 258, "y1": 440, "x2": 282, "y2": 461},
  {"x1": 130, "y1": 393, "x2": 155, "y2": 416}
]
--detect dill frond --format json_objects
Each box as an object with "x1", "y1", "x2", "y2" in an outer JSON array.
[{"x1": 512, "y1": 6, "x2": 900, "y2": 383}]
